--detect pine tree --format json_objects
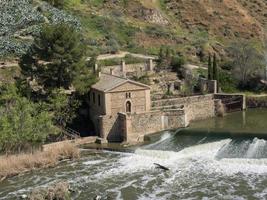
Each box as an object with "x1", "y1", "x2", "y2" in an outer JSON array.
[
  {"x1": 20, "y1": 23, "x2": 94, "y2": 95},
  {"x1": 208, "y1": 54, "x2": 213, "y2": 80}
]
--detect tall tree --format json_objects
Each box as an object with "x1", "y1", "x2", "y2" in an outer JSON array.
[
  {"x1": 213, "y1": 54, "x2": 218, "y2": 81},
  {"x1": 20, "y1": 23, "x2": 94, "y2": 95},
  {"x1": 208, "y1": 54, "x2": 213, "y2": 80}
]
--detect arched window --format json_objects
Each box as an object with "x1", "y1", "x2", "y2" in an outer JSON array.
[{"x1": 126, "y1": 101, "x2": 132, "y2": 113}]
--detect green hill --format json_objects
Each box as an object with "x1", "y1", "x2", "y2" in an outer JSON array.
[{"x1": 1, "y1": 0, "x2": 266, "y2": 62}]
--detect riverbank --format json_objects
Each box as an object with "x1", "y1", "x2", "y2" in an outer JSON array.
[{"x1": 0, "y1": 137, "x2": 97, "y2": 182}]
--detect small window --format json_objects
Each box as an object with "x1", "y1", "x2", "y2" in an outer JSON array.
[
  {"x1": 98, "y1": 94, "x2": 101, "y2": 106},
  {"x1": 126, "y1": 92, "x2": 131, "y2": 99},
  {"x1": 93, "y1": 92, "x2": 95, "y2": 104}
]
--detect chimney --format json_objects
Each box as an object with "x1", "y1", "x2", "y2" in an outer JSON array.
[{"x1": 110, "y1": 68, "x2": 114, "y2": 75}]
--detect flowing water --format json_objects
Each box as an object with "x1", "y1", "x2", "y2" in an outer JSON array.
[{"x1": 1, "y1": 109, "x2": 267, "y2": 199}]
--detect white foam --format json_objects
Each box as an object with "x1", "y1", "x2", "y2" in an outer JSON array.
[
  {"x1": 83, "y1": 160, "x2": 104, "y2": 165},
  {"x1": 246, "y1": 138, "x2": 266, "y2": 158}
]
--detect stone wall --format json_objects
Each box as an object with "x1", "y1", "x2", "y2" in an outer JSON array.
[
  {"x1": 185, "y1": 98, "x2": 215, "y2": 122},
  {"x1": 97, "y1": 108, "x2": 186, "y2": 143},
  {"x1": 152, "y1": 94, "x2": 214, "y2": 108},
  {"x1": 163, "y1": 109, "x2": 188, "y2": 129},
  {"x1": 129, "y1": 111, "x2": 163, "y2": 141},
  {"x1": 126, "y1": 109, "x2": 186, "y2": 142},
  {"x1": 99, "y1": 113, "x2": 127, "y2": 142},
  {"x1": 151, "y1": 95, "x2": 215, "y2": 122}
]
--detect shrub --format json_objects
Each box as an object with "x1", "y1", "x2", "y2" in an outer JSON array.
[
  {"x1": 0, "y1": 84, "x2": 58, "y2": 154},
  {"x1": 218, "y1": 69, "x2": 238, "y2": 93}
]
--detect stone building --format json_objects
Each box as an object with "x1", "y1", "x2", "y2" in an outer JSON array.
[{"x1": 89, "y1": 72, "x2": 151, "y2": 142}]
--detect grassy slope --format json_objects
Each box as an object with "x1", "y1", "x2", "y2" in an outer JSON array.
[
  {"x1": 1, "y1": 0, "x2": 265, "y2": 65},
  {"x1": 63, "y1": 0, "x2": 266, "y2": 63}
]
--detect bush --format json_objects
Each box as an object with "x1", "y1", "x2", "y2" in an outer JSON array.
[
  {"x1": 218, "y1": 69, "x2": 238, "y2": 93},
  {"x1": 171, "y1": 55, "x2": 185, "y2": 73}
]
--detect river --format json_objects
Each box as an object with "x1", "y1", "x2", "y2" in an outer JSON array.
[{"x1": 0, "y1": 109, "x2": 267, "y2": 199}]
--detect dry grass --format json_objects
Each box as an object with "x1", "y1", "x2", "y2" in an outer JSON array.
[
  {"x1": 28, "y1": 181, "x2": 70, "y2": 200},
  {"x1": 0, "y1": 142, "x2": 80, "y2": 181}
]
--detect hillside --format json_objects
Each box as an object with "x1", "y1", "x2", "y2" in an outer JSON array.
[{"x1": 0, "y1": 0, "x2": 266, "y2": 63}]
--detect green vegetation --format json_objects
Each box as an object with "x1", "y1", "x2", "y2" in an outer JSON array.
[
  {"x1": 98, "y1": 54, "x2": 147, "y2": 67},
  {"x1": 0, "y1": 23, "x2": 97, "y2": 155},
  {"x1": 218, "y1": 70, "x2": 238, "y2": 93},
  {"x1": 20, "y1": 23, "x2": 95, "y2": 95},
  {"x1": 132, "y1": 74, "x2": 150, "y2": 85},
  {"x1": 0, "y1": 84, "x2": 58, "y2": 154},
  {"x1": 227, "y1": 41, "x2": 265, "y2": 91}
]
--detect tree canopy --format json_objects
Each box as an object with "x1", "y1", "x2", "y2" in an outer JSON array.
[
  {"x1": 20, "y1": 23, "x2": 95, "y2": 95},
  {"x1": 228, "y1": 41, "x2": 265, "y2": 88},
  {"x1": 0, "y1": 84, "x2": 58, "y2": 154}
]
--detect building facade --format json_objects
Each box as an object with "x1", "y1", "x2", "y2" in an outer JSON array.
[{"x1": 89, "y1": 73, "x2": 152, "y2": 142}]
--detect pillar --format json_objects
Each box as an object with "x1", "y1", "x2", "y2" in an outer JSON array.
[
  {"x1": 148, "y1": 59, "x2": 154, "y2": 71},
  {"x1": 121, "y1": 60, "x2": 126, "y2": 72}
]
